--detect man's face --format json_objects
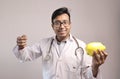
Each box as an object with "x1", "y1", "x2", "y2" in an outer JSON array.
[{"x1": 52, "y1": 13, "x2": 71, "y2": 40}]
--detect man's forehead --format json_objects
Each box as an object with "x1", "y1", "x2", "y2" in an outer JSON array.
[{"x1": 54, "y1": 14, "x2": 69, "y2": 19}]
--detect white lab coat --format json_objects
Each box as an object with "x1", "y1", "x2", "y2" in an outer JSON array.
[{"x1": 13, "y1": 35, "x2": 101, "y2": 79}]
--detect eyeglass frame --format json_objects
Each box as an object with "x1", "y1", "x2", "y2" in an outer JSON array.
[{"x1": 52, "y1": 20, "x2": 71, "y2": 28}]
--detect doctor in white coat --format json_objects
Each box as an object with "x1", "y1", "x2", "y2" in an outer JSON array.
[{"x1": 13, "y1": 7, "x2": 108, "y2": 79}]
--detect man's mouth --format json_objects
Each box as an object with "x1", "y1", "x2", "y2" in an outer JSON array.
[{"x1": 58, "y1": 30, "x2": 66, "y2": 33}]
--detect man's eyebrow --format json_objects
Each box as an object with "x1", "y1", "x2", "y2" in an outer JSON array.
[{"x1": 54, "y1": 20, "x2": 68, "y2": 22}]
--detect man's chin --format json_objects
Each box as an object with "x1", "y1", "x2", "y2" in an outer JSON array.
[
  {"x1": 58, "y1": 34, "x2": 68, "y2": 39},
  {"x1": 58, "y1": 34, "x2": 66, "y2": 37}
]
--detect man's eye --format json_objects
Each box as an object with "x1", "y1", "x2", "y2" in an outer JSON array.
[
  {"x1": 54, "y1": 22, "x2": 60, "y2": 25},
  {"x1": 63, "y1": 21, "x2": 67, "y2": 24}
]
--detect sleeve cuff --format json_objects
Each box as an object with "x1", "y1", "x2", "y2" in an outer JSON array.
[{"x1": 83, "y1": 66, "x2": 102, "y2": 79}]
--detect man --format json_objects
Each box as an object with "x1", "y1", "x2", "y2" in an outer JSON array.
[{"x1": 13, "y1": 7, "x2": 108, "y2": 79}]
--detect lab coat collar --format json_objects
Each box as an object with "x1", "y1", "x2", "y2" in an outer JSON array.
[{"x1": 53, "y1": 34, "x2": 74, "y2": 43}]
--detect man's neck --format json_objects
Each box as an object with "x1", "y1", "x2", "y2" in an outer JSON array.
[{"x1": 56, "y1": 35, "x2": 70, "y2": 42}]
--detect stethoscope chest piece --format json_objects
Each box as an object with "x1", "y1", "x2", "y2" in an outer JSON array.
[{"x1": 44, "y1": 54, "x2": 51, "y2": 61}]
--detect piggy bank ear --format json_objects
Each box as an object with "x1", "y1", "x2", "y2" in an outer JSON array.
[{"x1": 85, "y1": 42, "x2": 106, "y2": 56}]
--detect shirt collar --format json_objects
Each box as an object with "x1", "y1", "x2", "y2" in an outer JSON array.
[{"x1": 53, "y1": 34, "x2": 74, "y2": 43}]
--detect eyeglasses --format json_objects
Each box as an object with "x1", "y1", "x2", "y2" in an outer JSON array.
[{"x1": 53, "y1": 20, "x2": 70, "y2": 28}]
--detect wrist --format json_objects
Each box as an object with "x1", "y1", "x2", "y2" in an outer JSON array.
[{"x1": 92, "y1": 65, "x2": 99, "y2": 77}]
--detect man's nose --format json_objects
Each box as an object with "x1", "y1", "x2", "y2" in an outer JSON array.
[{"x1": 59, "y1": 23, "x2": 64, "y2": 28}]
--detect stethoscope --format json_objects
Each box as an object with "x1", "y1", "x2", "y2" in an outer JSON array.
[{"x1": 44, "y1": 36, "x2": 84, "y2": 79}]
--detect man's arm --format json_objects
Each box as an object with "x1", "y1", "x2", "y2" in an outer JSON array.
[{"x1": 13, "y1": 35, "x2": 42, "y2": 62}]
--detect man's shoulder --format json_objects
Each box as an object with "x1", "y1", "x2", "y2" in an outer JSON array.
[
  {"x1": 76, "y1": 38, "x2": 86, "y2": 44},
  {"x1": 74, "y1": 37, "x2": 86, "y2": 47},
  {"x1": 39, "y1": 36, "x2": 54, "y2": 43}
]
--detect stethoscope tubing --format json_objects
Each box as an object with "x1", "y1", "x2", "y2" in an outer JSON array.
[{"x1": 44, "y1": 36, "x2": 84, "y2": 79}]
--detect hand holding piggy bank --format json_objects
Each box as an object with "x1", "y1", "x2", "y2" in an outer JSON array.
[{"x1": 85, "y1": 42, "x2": 106, "y2": 56}]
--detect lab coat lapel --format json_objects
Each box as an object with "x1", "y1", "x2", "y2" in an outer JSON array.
[
  {"x1": 53, "y1": 40, "x2": 60, "y2": 57},
  {"x1": 52, "y1": 40, "x2": 72, "y2": 58}
]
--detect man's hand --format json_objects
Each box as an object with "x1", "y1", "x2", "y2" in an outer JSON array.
[
  {"x1": 17, "y1": 35, "x2": 27, "y2": 50},
  {"x1": 92, "y1": 50, "x2": 108, "y2": 77}
]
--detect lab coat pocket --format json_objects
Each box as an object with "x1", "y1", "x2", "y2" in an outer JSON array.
[{"x1": 65, "y1": 62, "x2": 81, "y2": 79}]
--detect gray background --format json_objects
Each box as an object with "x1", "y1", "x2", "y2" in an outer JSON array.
[{"x1": 0, "y1": 0, "x2": 120, "y2": 79}]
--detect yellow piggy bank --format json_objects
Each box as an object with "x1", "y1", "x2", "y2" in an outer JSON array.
[{"x1": 85, "y1": 42, "x2": 106, "y2": 56}]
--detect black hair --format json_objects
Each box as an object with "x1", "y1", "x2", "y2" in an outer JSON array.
[{"x1": 51, "y1": 7, "x2": 71, "y2": 24}]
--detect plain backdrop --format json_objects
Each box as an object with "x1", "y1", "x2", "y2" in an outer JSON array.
[{"x1": 0, "y1": 0, "x2": 120, "y2": 79}]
